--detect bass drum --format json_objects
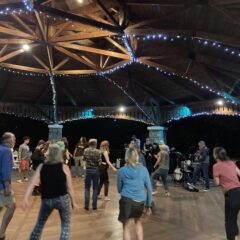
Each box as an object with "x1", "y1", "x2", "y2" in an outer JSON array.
[{"x1": 173, "y1": 167, "x2": 183, "y2": 181}]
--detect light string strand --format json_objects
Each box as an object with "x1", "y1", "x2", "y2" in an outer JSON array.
[
  {"x1": 100, "y1": 74, "x2": 154, "y2": 123},
  {"x1": 49, "y1": 75, "x2": 57, "y2": 123}
]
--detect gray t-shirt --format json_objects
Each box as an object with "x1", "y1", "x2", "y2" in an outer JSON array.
[
  {"x1": 158, "y1": 151, "x2": 169, "y2": 170},
  {"x1": 19, "y1": 143, "x2": 31, "y2": 160}
]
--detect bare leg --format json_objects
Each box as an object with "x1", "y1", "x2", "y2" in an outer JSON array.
[
  {"x1": 123, "y1": 219, "x2": 131, "y2": 240},
  {"x1": 0, "y1": 203, "x2": 16, "y2": 237},
  {"x1": 134, "y1": 219, "x2": 143, "y2": 240}
]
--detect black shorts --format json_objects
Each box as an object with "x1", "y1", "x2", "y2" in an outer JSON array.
[{"x1": 118, "y1": 196, "x2": 144, "y2": 223}]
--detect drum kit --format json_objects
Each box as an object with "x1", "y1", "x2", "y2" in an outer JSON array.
[{"x1": 173, "y1": 152, "x2": 200, "y2": 187}]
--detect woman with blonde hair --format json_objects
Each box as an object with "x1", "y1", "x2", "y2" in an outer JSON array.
[
  {"x1": 117, "y1": 146, "x2": 152, "y2": 240},
  {"x1": 151, "y1": 144, "x2": 170, "y2": 197},
  {"x1": 22, "y1": 144, "x2": 78, "y2": 240},
  {"x1": 98, "y1": 140, "x2": 117, "y2": 201}
]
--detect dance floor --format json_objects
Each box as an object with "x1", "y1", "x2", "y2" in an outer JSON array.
[{"x1": 3, "y1": 171, "x2": 226, "y2": 240}]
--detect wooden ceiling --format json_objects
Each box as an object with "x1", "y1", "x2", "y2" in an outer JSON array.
[{"x1": 0, "y1": 0, "x2": 240, "y2": 108}]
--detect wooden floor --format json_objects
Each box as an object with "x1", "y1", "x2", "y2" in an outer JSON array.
[{"x1": 2, "y1": 172, "x2": 227, "y2": 240}]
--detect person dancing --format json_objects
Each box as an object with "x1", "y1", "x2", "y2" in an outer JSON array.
[
  {"x1": 22, "y1": 144, "x2": 78, "y2": 240},
  {"x1": 151, "y1": 144, "x2": 170, "y2": 197},
  {"x1": 117, "y1": 145, "x2": 152, "y2": 240},
  {"x1": 213, "y1": 147, "x2": 240, "y2": 240},
  {"x1": 98, "y1": 141, "x2": 117, "y2": 201}
]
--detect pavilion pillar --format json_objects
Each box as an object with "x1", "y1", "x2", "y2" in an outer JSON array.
[
  {"x1": 48, "y1": 124, "x2": 63, "y2": 143},
  {"x1": 147, "y1": 126, "x2": 168, "y2": 144}
]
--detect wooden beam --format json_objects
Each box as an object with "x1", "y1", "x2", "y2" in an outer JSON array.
[
  {"x1": 105, "y1": 37, "x2": 129, "y2": 54},
  {"x1": 51, "y1": 22, "x2": 72, "y2": 38},
  {"x1": 0, "y1": 49, "x2": 24, "y2": 63},
  {"x1": 50, "y1": 31, "x2": 115, "y2": 42},
  {"x1": 54, "y1": 46, "x2": 99, "y2": 70},
  {"x1": 32, "y1": 54, "x2": 49, "y2": 70},
  {"x1": 34, "y1": 4, "x2": 123, "y2": 34},
  {"x1": 96, "y1": 0, "x2": 120, "y2": 27},
  {"x1": 34, "y1": 11, "x2": 46, "y2": 40},
  {"x1": 11, "y1": 14, "x2": 36, "y2": 36},
  {"x1": 139, "y1": 58, "x2": 177, "y2": 73},
  {"x1": 53, "y1": 58, "x2": 69, "y2": 71},
  {"x1": 0, "y1": 26, "x2": 36, "y2": 40},
  {"x1": 57, "y1": 42, "x2": 131, "y2": 60},
  {"x1": 0, "y1": 45, "x2": 7, "y2": 57},
  {"x1": 46, "y1": 45, "x2": 53, "y2": 70},
  {"x1": 103, "y1": 56, "x2": 110, "y2": 68},
  {"x1": 0, "y1": 39, "x2": 33, "y2": 44},
  {"x1": 53, "y1": 69, "x2": 96, "y2": 75},
  {"x1": 105, "y1": 60, "x2": 129, "y2": 70},
  {"x1": 0, "y1": 63, "x2": 48, "y2": 73}
]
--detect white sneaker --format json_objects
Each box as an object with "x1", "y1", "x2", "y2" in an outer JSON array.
[
  {"x1": 104, "y1": 197, "x2": 111, "y2": 201},
  {"x1": 152, "y1": 191, "x2": 158, "y2": 195},
  {"x1": 24, "y1": 178, "x2": 28, "y2": 182},
  {"x1": 17, "y1": 179, "x2": 23, "y2": 183}
]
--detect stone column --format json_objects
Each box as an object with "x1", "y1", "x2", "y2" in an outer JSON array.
[
  {"x1": 48, "y1": 124, "x2": 63, "y2": 143},
  {"x1": 147, "y1": 126, "x2": 168, "y2": 144}
]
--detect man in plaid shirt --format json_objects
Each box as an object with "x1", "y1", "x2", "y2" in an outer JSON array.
[{"x1": 83, "y1": 139, "x2": 101, "y2": 210}]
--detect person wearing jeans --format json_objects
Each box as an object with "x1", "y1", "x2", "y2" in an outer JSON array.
[
  {"x1": 85, "y1": 168, "x2": 99, "y2": 210},
  {"x1": 83, "y1": 139, "x2": 102, "y2": 210},
  {"x1": 189, "y1": 140, "x2": 210, "y2": 191},
  {"x1": 192, "y1": 162, "x2": 210, "y2": 189},
  {"x1": 151, "y1": 144, "x2": 170, "y2": 197},
  {"x1": 22, "y1": 144, "x2": 78, "y2": 240},
  {"x1": 213, "y1": 147, "x2": 240, "y2": 240}
]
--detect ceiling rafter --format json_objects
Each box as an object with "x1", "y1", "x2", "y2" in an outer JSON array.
[
  {"x1": 11, "y1": 14, "x2": 36, "y2": 36},
  {"x1": 50, "y1": 31, "x2": 116, "y2": 42},
  {"x1": 53, "y1": 45, "x2": 99, "y2": 71},
  {"x1": 56, "y1": 42, "x2": 131, "y2": 60}
]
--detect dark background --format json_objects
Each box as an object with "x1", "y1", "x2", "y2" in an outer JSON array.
[{"x1": 0, "y1": 113, "x2": 240, "y2": 160}]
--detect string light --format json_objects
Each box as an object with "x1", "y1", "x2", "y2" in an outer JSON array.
[
  {"x1": 136, "y1": 60, "x2": 239, "y2": 105},
  {"x1": 22, "y1": 0, "x2": 33, "y2": 12},
  {"x1": 100, "y1": 75, "x2": 154, "y2": 123},
  {"x1": 167, "y1": 112, "x2": 240, "y2": 123},
  {"x1": 113, "y1": 34, "x2": 240, "y2": 59},
  {"x1": 49, "y1": 75, "x2": 57, "y2": 123},
  {"x1": 59, "y1": 115, "x2": 153, "y2": 125},
  {"x1": 123, "y1": 35, "x2": 136, "y2": 61}
]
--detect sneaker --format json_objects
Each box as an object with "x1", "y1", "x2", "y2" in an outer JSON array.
[
  {"x1": 104, "y1": 197, "x2": 111, "y2": 201},
  {"x1": 17, "y1": 179, "x2": 23, "y2": 183},
  {"x1": 93, "y1": 207, "x2": 97, "y2": 210},
  {"x1": 84, "y1": 207, "x2": 89, "y2": 211},
  {"x1": 187, "y1": 182, "x2": 196, "y2": 189},
  {"x1": 203, "y1": 188, "x2": 209, "y2": 192},
  {"x1": 152, "y1": 191, "x2": 158, "y2": 195},
  {"x1": 23, "y1": 177, "x2": 28, "y2": 182}
]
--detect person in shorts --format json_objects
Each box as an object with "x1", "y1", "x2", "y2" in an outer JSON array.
[
  {"x1": 0, "y1": 132, "x2": 16, "y2": 240},
  {"x1": 117, "y1": 145, "x2": 152, "y2": 240},
  {"x1": 18, "y1": 136, "x2": 31, "y2": 183}
]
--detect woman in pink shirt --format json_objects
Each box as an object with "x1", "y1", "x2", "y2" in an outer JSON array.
[{"x1": 213, "y1": 147, "x2": 240, "y2": 240}]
